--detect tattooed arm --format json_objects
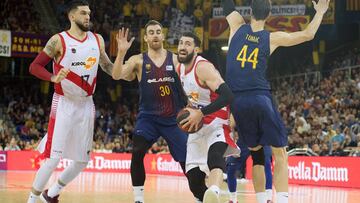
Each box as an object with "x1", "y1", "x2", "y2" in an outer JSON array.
[
  {"x1": 96, "y1": 34, "x2": 113, "y2": 76},
  {"x1": 29, "y1": 34, "x2": 69, "y2": 83}
]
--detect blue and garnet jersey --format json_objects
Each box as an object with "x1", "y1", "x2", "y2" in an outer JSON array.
[
  {"x1": 138, "y1": 51, "x2": 185, "y2": 117},
  {"x1": 225, "y1": 24, "x2": 271, "y2": 93}
]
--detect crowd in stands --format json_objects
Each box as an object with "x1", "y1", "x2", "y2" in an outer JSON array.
[{"x1": 0, "y1": 0, "x2": 44, "y2": 33}]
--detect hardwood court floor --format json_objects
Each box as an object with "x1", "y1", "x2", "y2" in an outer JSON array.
[{"x1": 1, "y1": 171, "x2": 360, "y2": 203}]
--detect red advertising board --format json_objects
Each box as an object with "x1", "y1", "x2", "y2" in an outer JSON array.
[
  {"x1": 246, "y1": 156, "x2": 360, "y2": 188},
  {"x1": 4, "y1": 151, "x2": 360, "y2": 188},
  {"x1": 5, "y1": 151, "x2": 184, "y2": 176}
]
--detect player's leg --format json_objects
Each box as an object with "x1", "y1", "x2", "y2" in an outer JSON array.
[
  {"x1": 186, "y1": 167, "x2": 207, "y2": 202},
  {"x1": 226, "y1": 142, "x2": 250, "y2": 203},
  {"x1": 260, "y1": 95, "x2": 288, "y2": 203},
  {"x1": 226, "y1": 156, "x2": 240, "y2": 203},
  {"x1": 41, "y1": 97, "x2": 94, "y2": 202},
  {"x1": 43, "y1": 161, "x2": 88, "y2": 200},
  {"x1": 28, "y1": 94, "x2": 70, "y2": 203},
  {"x1": 271, "y1": 146, "x2": 288, "y2": 203},
  {"x1": 27, "y1": 158, "x2": 60, "y2": 203},
  {"x1": 203, "y1": 141, "x2": 227, "y2": 203},
  {"x1": 231, "y1": 95, "x2": 267, "y2": 203},
  {"x1": 264, "y1": 146, "x2": 273, "y2": 202},
  {"x1": 160, "y1": 123, "x2": 205, "y2": 200},
  {"x1": 131, "y1": 116, "x2": 156, "y2": 203}
]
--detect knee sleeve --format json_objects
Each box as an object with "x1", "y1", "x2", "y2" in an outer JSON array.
[
  {"x1": 207, "y1": 142, "x2": 227, "y2": 171},
  {"x1": 32, "y1": 158, "x2": 60, "y2": 191},
  {"x1": 131, "y1": 135, "x2": 151, "y2": 186},
  {"x1": 186, "y1": 167, "x2": 207, "y2": 201},
  {"x1": 59, "y1": 161, "x2": 88, "y2": 185},
  {"x1": 250, "y1": 147, "x2": 265, "y2": 166}
]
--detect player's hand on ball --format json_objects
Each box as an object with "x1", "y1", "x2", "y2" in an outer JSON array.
[
  {"x1": 51, "y1": 68, "x2": 70, "y2": 83},
  {"x1": 180, "y1": 107, "x2": 204, "y2": 133},
  {"x1": 116, "y1": 27, "x2": 135, "y2": 54}
]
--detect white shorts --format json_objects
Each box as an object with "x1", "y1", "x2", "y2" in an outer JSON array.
[
  {"x1": 185, "y1": 118, "x2": 239, "y2": 174},
  {"x1": 38, "y1": 93, "x2": 95, "y2": 162}
]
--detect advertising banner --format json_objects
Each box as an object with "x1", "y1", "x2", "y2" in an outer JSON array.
[
  {"x1": 213, "y1": 5, "x2": 306, "y2": 18},
  {"x1": 209, "y1": 16, "x2": 310, "y2": 39},
  {"x1": 246, "y1": 156, "x2": 360, "y2": 188},
  {"x1": 0, "y1": 30, "x2": 11, "y2": 57},
  {"x1": 0, "y1": 151, "x2": 6, "y2": 170},
  {"x1": 11, "y1": 32, "x2": 49, "y2": 58},
  {"x1": 6, "y1": 151, "x2": 184, "y2": 176}
]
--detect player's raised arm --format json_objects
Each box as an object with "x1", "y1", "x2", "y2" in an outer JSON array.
[
  {"x1": 221, "y1": 0, "x2": 245, "y2": 42},
  {"x1": 29, "y1": 34, "x2": 70, "y2": 83},
  {"x1": 270, "y1": 0, "x2": 330, "y2": 53},
  {"x1": 112, "y1": 28, "x2": 138, "y2": 81}
]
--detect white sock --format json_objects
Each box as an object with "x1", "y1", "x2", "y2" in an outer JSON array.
[
  {"x1": 208, "y1": 185, "x2": 220, "y2": 196},
  {"x1": 266, "y1": 189, "x2": 272, "y2": 201},
  {"x1": 48, "y1": 181, "x2": 64, "y2": 197},
  {"x1": 277, "y1": 192, "x2": 288, "y2": 203},
  {"x1": 255, "y1": 192, "x2": 267, "y2": 203},
  {"x1": 229, "y1": 192, "x2": 237, "y2": 202},
  {"x1": 27, "y1": 192, "x2": 39, "y2": 203},
  {"x1": 133, "y1": 186, "x2": 144, "y2": 202},
  {"x1": 195, "y1": 197, "x2": 202, "y2": 203}
]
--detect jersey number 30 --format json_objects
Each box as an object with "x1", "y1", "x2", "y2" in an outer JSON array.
[
  {"x1": 236, "y1": 45, "x2": 259, "y2": 69},
  {"x1": 159, "y1": 85, "x2": 171, "y2": 96}
]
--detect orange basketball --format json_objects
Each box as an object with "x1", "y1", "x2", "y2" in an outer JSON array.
[{"x1": 176, "y1": 108, "x2": 204, "y2": 133}]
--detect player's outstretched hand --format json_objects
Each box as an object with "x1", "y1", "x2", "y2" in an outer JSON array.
[
  {"x1": 312, "y1": 0, "x2": 330, "y2": 15},
  {"x1": 116, "y1": 28, "x2": 135, "y2": 54},
  {"x1": 51, "y1": 68, "x2": 70, "y2": 83}
]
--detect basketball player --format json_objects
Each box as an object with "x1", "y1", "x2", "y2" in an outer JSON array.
[
  {"x1": 176, "y1": 32, "x2": 238, "y2": 203},
  {"x1": 222, "y1": 0, "x2": 330, "y2": 202},
  {"x1": 226, "y1": 115, "x2": 273, "y2": 203},
  {"x1": 112, "y1": 20, "x2": 189, "y2": 203},
  {"x1": 27, "y1": 1, "x2": 116, "y2": 202}
]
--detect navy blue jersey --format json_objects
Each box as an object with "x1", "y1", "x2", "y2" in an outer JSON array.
[
  {"x1": 226, "y1": 24, "x2": 271, "y2": 93},
  {"x1": 138, "y1": 51, "x2": 185, "y2": 117}
]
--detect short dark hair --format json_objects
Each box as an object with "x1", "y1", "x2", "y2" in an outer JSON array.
[
  {"x1": 251, "y1": 0, "x2": 271, "y2": 20},
  {"x1": 181, "y1": 32, "x2": 201, "y2": 47},
  {"x1": 144, "y1": 20, "x2": 163, "y2": 33},
  {"x1": 66, "y1": 0, "x2": 89, "y2": 15}
]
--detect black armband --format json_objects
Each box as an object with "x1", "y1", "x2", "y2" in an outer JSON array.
[
  {"x1": 222, "y1": 0, "x2": 236, "y2": 16},
  {"x1": 200, "y1": 83, "x2": 234, "y2": 115}
]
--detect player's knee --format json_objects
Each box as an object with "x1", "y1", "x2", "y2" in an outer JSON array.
[
  {"x1": 207, "y1": 142, "x2": 227, "y2": 171},
  {"x1": 44, "y1": 158, "x2": 60, "y2": 171},
  {"x1": 250, "y1": 147, "x2": 265, "y2": 167},
  {"x1": 271, "y1": 147, "x2": 287, "y2": 163},
  {"x1": 132, "y1": 136, "x2": 150, "y2": 158},
  {"x1": 73, "y1": 161, "x2": 88, "y2": 170}
]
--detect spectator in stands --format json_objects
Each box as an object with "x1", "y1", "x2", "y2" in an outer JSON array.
[
  {"x1": 193, "y1": 4, "x2": 203, "y2": 26},
  {"x1": 329, "y1": 141, "x2": 346, "y2": 156},
  {"x1": 4, "y1": 137, "x2": 21, "y2": 151}
]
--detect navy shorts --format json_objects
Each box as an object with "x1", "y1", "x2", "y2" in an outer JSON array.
[
  {"x1": 231, "y1": 90, "x2": 287, "y2": 148},
  {"x1": 134, "y1": 113, "x2": 187, "y2": 162}
]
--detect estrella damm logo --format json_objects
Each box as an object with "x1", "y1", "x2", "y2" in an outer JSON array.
[{"x1": 84, "y1": 57, "x2": 97, "y2": 70}]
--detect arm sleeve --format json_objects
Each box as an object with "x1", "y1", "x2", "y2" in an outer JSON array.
[
  {"x1": 200, "y1": 83, "x2": 234, "y2": 115},
  {"x1": 29, "y1": 51, "x2": 53, "y2": 81}
]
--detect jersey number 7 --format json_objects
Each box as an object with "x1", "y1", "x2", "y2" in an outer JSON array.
[{"x1": 236, "y1": 45, "x2": 259, "y2": 69}]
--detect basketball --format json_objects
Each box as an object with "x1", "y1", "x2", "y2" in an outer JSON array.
[{"x1": 176, "y1": 108, "x2": 204, "y2": 133}]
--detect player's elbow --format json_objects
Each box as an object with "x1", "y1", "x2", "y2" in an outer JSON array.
[
  {"x1": 303, "y1": 31, "x2": 315, "y2": 41},
  {"x1": 112, "y1": 73, "x2": 121, "y2": 80},
  {"x1": 29, "y1": 62, "x2": 36, "y2": 76}
]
